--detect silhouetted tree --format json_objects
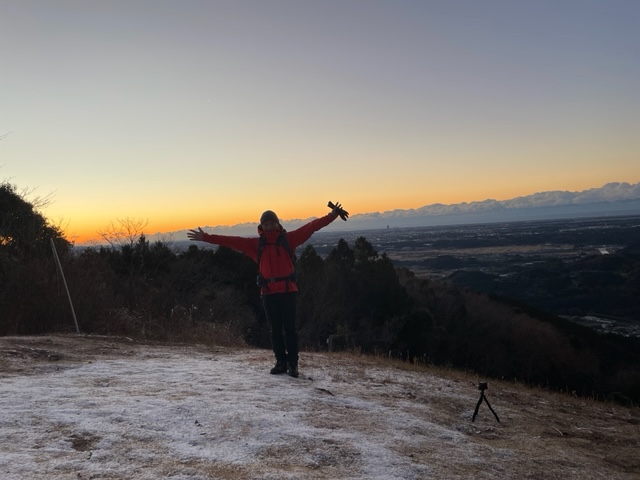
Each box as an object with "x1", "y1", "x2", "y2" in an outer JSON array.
[
  {"x1": 354, "y1": 236, "x2": 378, "y2": 264},
  {"x1": 98, "y1": 217, "x2": 149, "y2": 249},
  {"x1": 327, "y1": 238, "x2": 355, "y2": 268},
  {"x1": 0, "y1": 182, "x2": 69, "y2": 258},
  {"x1": 0, "y1": 182, "x2": 71, "y2": 334},
  {"x1": 298, "y1": 244, "x2": 324, "y2": 276}
]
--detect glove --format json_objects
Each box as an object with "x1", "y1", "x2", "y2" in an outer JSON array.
[{"x1": 327, "y1": 201, "x2": 349, "y2": 221}]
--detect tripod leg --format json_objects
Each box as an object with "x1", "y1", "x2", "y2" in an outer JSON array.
[
  {"x1": 483, "y1": 396, "x2": 501, "y2": 423},
  {"x1": 472, "y1": 394, "x2": 483, "y2": 422}
]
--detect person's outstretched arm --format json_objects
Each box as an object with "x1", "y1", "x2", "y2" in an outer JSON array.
[
  {"x1": 287, "y1": 202, "x2": 348, "y2": 248},
  {"x1": 188, "y1": 227, "x2": 259, "y2": 261}
]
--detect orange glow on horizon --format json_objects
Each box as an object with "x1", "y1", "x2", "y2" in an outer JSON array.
[
  {"x1": 58, "y1": 177, "x2": 637, "y2": 245},
  {"x1": 63, "y1": 199, "x2": 440, "y2": 244}
]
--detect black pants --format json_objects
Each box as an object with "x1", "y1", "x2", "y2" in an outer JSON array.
[{"x1": 262, "y1": 292, "x2": 298, "y2": 365}]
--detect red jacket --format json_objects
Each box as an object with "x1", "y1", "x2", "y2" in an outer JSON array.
[{"x1": 201, "y1": 213, "x2": 337, "y2": 295}]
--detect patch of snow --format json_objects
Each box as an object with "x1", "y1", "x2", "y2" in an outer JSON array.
[{"x1": 1, "y1": 341, "x2": 638, "y2": 479}]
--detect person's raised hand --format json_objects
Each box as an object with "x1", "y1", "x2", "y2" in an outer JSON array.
[
  {"x1": 328, "y1": 201, "x2": 349, "y2": 221},
  {"x1": 187, "y1": 227, "x2": 205, "y2": 242}
]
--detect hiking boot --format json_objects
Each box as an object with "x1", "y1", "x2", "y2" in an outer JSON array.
[
  {"x1": 270, "y1": 361, "x2": 287, "y2": 375},
  {"x1": 287, "y1": 362, "x2": 299, "y2": 378}
]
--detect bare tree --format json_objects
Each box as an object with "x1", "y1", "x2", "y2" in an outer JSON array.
[
  {"x1": 99, "y1": 217, "x2": 149, "y2": 248},
  {"x1": 19, "y1": 186, "x2": 56, "y2": 211}
]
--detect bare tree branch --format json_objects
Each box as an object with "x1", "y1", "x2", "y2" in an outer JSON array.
[
  {"x1": 98, "y1": 217, "x2": 149, "y2": 248},
  {"x1": 18, "y1": 186, "x2": 56, "y2": 210}
]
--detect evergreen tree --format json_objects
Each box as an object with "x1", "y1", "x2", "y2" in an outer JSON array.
[
  {"x1": 0, "y1": 182, "x2": 69, "y2": 258},
  {"x1": 0, "y1": 182, "x2": 71, "y2": 334}
]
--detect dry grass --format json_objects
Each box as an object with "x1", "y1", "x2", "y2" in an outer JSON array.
[{"x1": 308, "y1": 350, "x2": 640, "y2": 479}]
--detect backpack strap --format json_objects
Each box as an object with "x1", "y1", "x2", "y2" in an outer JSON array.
[{"x1": 277, "y1": 230, "x2": 296, "y2": 267}]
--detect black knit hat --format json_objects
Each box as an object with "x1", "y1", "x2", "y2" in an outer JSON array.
[{"x1": 260, "y1": 210, "x2": 279, "y2": 225}]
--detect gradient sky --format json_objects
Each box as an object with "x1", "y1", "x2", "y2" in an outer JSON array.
[{"x1": 2, "y1": 0, "x2": 639, "y2": 243}]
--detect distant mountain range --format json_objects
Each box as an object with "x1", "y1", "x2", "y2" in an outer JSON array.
[{"x1": 152, "y1": 182, "x2": 640, "y2": 241}]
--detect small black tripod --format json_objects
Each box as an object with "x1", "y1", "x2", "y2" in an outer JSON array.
[{"x1": 472, "y1": 382, "x2": 500, "y2": 423}]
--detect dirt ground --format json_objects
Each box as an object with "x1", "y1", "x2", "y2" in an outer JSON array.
[{"x1": 1, "y1": 334, "x2": 639, "y2": 479}]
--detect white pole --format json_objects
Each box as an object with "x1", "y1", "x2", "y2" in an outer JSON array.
[{"x1": 50, "y1": 238, "x2": 80, "y2": 334}]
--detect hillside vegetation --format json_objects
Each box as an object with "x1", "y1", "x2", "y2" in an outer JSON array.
[{"x1": 2, "y1": 181, "x2": 640, "y2": 405}]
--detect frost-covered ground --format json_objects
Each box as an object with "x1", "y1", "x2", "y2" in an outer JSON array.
[{"x1": 1, "y1": 335, "x2": 639, "y2": 479}]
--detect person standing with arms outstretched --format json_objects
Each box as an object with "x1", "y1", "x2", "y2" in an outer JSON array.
[{"x1": 188, "y1": 202, "x2": 348, "y2": 377}]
